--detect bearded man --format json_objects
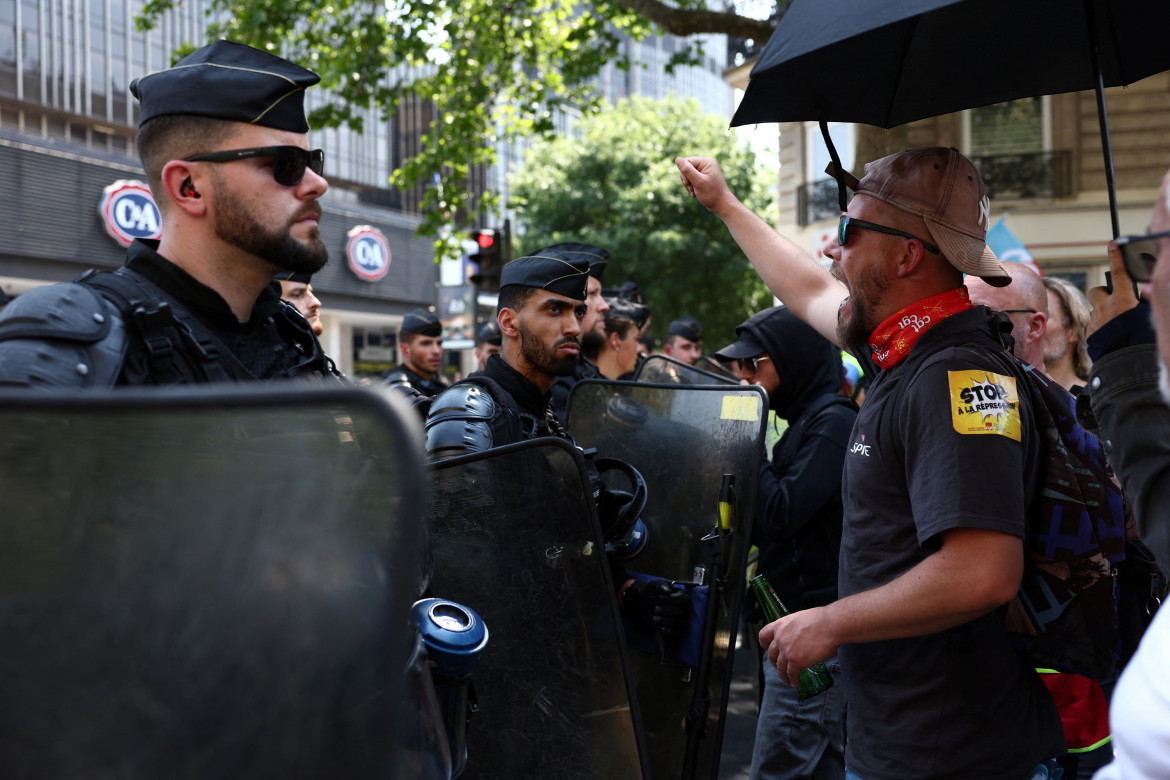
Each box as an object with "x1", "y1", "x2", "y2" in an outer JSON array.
[
  {"x1": 0, "y1": 40, "x2": 338, "y2": 386},
  {"x1": 424, "y1": 250, "x2": 589, "y2": 459}
]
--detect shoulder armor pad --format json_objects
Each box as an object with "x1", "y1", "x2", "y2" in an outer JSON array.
[
  {"x1": 0, "y1": 283, "x2": 112, "y2": 343},
  {"x1": 424, "y1": 383, "x2": 498, "y2": 461},
  {"x1": 0, "y1": 283, "x2": 127, "y2": 389}
]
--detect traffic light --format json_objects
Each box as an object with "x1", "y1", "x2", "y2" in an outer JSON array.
[{"x1": 468, "y1": 228, "x2": 502, "y2": 293}]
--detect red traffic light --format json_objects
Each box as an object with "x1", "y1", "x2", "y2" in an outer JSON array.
[{"x1": 474, "y1": 230, "x2": 497, "y2": 250}]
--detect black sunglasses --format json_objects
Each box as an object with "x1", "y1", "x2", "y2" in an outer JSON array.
[
  {"x1": 839, "y1": 215, "x2": 940, "y2": 255},
  {"x1": 1114, "y1": 229, "x2": 1170, "y2": 282},
  {"x1": 184, "y1": 146, "x2": 325, "y2": 187}
]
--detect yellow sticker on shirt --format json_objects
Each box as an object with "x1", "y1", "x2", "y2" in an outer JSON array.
[{"x1": 948, "y1": 370, "x2": 1021, "y2": 441}]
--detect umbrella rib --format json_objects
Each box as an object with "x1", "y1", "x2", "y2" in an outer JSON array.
[{"x1": 883, "y1": 17, "x2": 920, "y2": 129}]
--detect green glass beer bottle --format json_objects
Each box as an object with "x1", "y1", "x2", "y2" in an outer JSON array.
[{"x1": 749, "y1": 574, "x2": 835, "y2": 699}]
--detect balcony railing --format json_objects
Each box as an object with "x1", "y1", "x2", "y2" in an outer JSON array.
[{"x1": 797, "y1": 149, "x2": 1072, "y2": 227}]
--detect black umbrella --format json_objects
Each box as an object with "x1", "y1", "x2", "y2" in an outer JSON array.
[{"x1": 730, "y1": 0, "x2": 1170, "y2": 237}]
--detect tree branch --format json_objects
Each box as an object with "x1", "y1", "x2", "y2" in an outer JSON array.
[{"x1": 615, "y1": 0, "x2": 775, "y2": 44}]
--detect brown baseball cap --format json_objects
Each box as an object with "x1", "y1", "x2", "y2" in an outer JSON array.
[{"x1": 830, "y1": 147, "x2": 1010, "y2": 287}]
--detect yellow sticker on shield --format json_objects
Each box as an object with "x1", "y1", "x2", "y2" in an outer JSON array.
[
  {"x1": 948, "y1": 370, "x2": 1020, "y2": 441},
  {"x1": 720, "y1": 394, "x2": 760, "y2": 422}
]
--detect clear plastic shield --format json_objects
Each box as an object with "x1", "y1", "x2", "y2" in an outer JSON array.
[
  {"x1": 634, "y1": 354, "x2": 739, "y2": 386},
  {"x1": 0, "y1": 385, "x2": 423, "y2": 779},
  {"x1": 426, "y1": 438, "x2": 650, "y2": 780},
  {"x1": 567, "y1": 380, "x2": 768, "y2": 780}
]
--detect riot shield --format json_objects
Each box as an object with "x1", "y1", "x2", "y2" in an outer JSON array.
[
  {"x1": 427, "y1": 438, "x2": 650, "y2": 780},
  {"x1": 634, "y1": 354, "x2": 739, "y2": 386},
  {"x1": 0, "y1": 385, "x2": 423, "y2": 779},
  {"x1": 567, "y1": 380, "x2": 768, "y2": 780}
]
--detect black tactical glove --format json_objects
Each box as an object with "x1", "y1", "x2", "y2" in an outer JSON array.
[{"x1": 622, "y1": 579, "x2": 691, "y2": 640}]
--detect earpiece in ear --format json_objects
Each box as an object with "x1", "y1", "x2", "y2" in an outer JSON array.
[{"x1": 181, "y1": 178, "x2": 198, "y2": 197}]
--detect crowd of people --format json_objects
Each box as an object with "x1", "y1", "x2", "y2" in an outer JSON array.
[{"x1": 0, "y1": 38, "x2": 1166, "y2": 780}]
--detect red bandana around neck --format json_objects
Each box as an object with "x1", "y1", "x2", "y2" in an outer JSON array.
[{"x1": 867, "y1": 287, "x2": 973, "y2": 370}]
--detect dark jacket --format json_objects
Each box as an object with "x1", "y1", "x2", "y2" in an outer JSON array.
[
  {"x1": 384, "y1": 363, "x2": 448, "y2": 398},
  {"x1": 743, "y1": 307, "x2": 857, "y2": 611},
  {"x1": 550, "y1": 356, "x2": 602, "y2": 426},
  {"x1": 1088, "y1": 344, "x2": 1170, "y2": 568}
]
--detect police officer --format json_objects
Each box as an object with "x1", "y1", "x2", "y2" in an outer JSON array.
[
  {"x1": 425, "y1": 250, "x2": 689, "y2": 639},
  {"x1": 424, "y1": 250, "x2": 589, "y2": 457},
  {"x1": 662, "y1": 316, "x2": 703, "y2": 365},
  {"x1": 474, "y1": 319, "x2": 502, "y2": 372},
  {"x1": 383, "y1": 308, "x2": 448, "y2": 397},
  {"x1": 543, "y1": 243, "x2": 610, "y2": 425},
  {"x1": 0, "y1": 40, "x2": 339, "y2": 387},
  {"x1": 276, "y1": 271, "x2": 324, "y2": 337}
]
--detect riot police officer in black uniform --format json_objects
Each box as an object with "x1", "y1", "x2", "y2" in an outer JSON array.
[
  {"x1": 383, "y1": 309, "x2": 449, "y2": 398},
  {"x1": 424, "y1": 251, "x2": 588, "y2": 456},
  {"x1": 0, "y1": 41, "x2": 339, "y2": 388},
  {"x1": 425, "y1": 250, "x2": 689, "y2": 639},
  {"x1": 544, "y1": 243, "x2": 610, "y2": 426}
]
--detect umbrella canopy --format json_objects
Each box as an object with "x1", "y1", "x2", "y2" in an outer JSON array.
[{"x1": 731, "y1": 0, "x2": 1170, "y2": 235}]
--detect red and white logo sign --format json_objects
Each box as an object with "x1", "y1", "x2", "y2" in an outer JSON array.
[
  {"x1": 99, "y1": 180, "x2": 161, "y2": 247},
  {"x1": 346, "y1": 225, "x2": 391, "y2": 282}
]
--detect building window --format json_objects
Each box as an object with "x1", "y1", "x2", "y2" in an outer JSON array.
[
  {"x1": 798, "y1": 122, "x2": 854, "y2": 226},
  {"x1": 963, "y1": 97, "x2": 1070, "y2": 200}
]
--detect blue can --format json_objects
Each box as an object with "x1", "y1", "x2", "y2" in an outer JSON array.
[{"x1": 411, "y1": 598, "x2": 489, "y2": 679}]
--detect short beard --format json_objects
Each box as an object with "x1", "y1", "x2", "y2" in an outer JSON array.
[
  {"x1": 518, "y1": 324, "x2": 579, "y2": 378},
  {"x1": 1043, "y1": 339, "x2": 1068, "y2": 367},
  {"x1": 836, "y1": 263, "x2": 888, "y2": 353},
  {"x1": 212, "y1": 175, "x2": 327, "y2": 274}
]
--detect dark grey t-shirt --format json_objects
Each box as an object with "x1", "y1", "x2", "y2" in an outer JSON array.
[{"x1": 838, "y1": 309, "x2": 1064, "y2": 779}]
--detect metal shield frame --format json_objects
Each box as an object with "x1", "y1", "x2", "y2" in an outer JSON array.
[
  {"x1": 634, "y1": 354, "x2": 740, "y2": 386},
  {"x1": 0, "y1": 384, "x2": 423, "y2": 778},
  {"x1": 566, "y1": 379, "x2": 768, "y2": 780},
  {"x1": 426, "y1": 437, "x2": 651, "y2": 779}
]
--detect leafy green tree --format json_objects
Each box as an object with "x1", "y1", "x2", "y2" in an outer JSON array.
[
  {"x1": 136, "y1": 0, "x2": 779, "y2": 256},
  {"x1": 509, "y1": 95, "x2": 774, "y2": 349}
]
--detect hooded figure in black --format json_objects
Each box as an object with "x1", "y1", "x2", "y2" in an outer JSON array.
[
  {"x1": 716, "y1": 305, "x2": 857, "y2": 779},
  {"x1": 718, "y1": 306, "x2": 857, "y2": 612}
]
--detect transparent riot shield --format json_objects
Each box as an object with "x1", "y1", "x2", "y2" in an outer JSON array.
[
  {"x1": 634, "y1": 354, "x2": 739, "y2": 386},
  {"x1": 567, "y1": 380, "x2": 768, "y2": 780},
  {"x1": 0, "y1": 385, "x2": 423, "y2": 779},
  {"x1": 427, "y1": 438, "x2": 650, "y2": 780}
]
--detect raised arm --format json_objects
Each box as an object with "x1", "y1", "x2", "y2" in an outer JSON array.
[{"x1": 676, "y1": 156, "x2": 848, "y2": 344}]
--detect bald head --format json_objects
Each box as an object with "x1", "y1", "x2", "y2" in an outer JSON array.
[{"x1": 965, "y1": 263, "x2": 1049, "y2": 368}]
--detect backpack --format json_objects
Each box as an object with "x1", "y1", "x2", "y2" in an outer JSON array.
[
  {"x1": 999, "y1": 359, "x2": 1129, "y2": 679},
  {"x1": 912, "y1": 332, "x2": 1131, "y2": 679}
]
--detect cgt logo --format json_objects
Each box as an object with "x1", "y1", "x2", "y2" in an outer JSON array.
[
  {"x1": 99, "y1": 180, "x2": 161, "y2": 247},
  {"x1": 346, "y1": 225, "x2": 391, "y2": 282}
]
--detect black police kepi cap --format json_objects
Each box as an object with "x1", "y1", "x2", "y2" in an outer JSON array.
[
  {"x1": 401, "y1": 308, "x2": 442, "y2": 337},
  {"x1": 499, "y1": 251, "x2": 589, "y2": 300},
  {"x1": 540, "y1": 242, "x2": 608, "y2": 280},
  {"x1": 477, "y1": 320, "x2": 502, "y2": 346},
  {"x1": 273, "y1": 271, "x2": 312, "y2": 284},
  {"x1": 130, "y1": 40, "x2": 320, "y2": 132},
  {"x1": 667, "y1": 316, "x2": 702, "y2": 342}
]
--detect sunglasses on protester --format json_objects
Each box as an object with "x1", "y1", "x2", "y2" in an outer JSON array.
[
  {"x1": 838, "y1": 215, "x2": 940, "y2": 255},
  {"x1": 743, "y1": 355, "x2": 771, "y2": 372},
  {"x1": 184, "y1": 146, "x2": 325, "y2": 187},
  {"x1": 1114, "y1": 229, "x2": 1170, "y2": 282}
]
